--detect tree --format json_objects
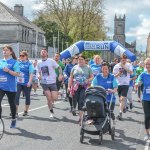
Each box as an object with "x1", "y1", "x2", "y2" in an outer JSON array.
[{"x1": 33, "y1": 16, "x2": 72, "y2": 52}]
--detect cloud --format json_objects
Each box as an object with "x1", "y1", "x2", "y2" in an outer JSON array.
[{"x1": 104, "y1": 0, "x2": 150, "y2": 51}]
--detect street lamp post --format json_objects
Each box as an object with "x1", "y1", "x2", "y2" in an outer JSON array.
[{"x1": 53, "y1": 35, "x2": 57, "y2": 55}]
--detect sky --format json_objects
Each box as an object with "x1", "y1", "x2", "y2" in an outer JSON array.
[{"x1": 0, "y1": 0, "x2": 150, "y2": 52}]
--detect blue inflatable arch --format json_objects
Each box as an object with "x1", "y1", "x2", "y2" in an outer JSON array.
[{"x1": 60, "y1": 40, "x2": 136, "y2": 62}]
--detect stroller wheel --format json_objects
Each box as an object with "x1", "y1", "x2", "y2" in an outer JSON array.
[
  {"x1": 80, "y1": 129, "x2": 84, "y2": 143},
  {"x1": 99, "y1": 132, "x2": 103, "y2": 145},
  {"x1": 111, "y1": 127, "x2": 115, "y2": 140}
]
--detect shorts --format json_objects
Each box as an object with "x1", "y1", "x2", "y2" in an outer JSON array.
[
  {"x1": 118, "y1": 85, "x2": 129, "y2": 97},
  {"x1": 56, "y1": 78, "x2": 62, "y2": 91},
  {"x1": 41, "y1": 83, "x2": 58, "y2": 92}
]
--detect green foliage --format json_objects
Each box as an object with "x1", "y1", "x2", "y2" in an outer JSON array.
[
  {"x1": 33, "y1": 16, "x2": 72, "y2": 52},
  {"x1": 33, "y1": 0, "x2": 107, "y2": 52},
  {"x1": 82, "y1": 51, "x2": 101, "y2": 59}
]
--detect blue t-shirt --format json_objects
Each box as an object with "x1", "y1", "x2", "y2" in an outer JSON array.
[
  {"x1": 129, "y1": 69, "x2": 137, "y2": 87},
  {"x1": 88, "y1": 59, "x2": 94, "y2": 66},
  {"x1": 17, "y1": 61, "x2": 34, "y2": 85},
  {"x1": 63, "y1": 63, "x2": 74, "y2": 84},
  {"x1": 0, "y1": 58, "x2": 20, "y2": 92},
  {"x1": 137, "y1": 72, "x2": 150, "y2": 101},
  {"x1": 92, "y1": 73, "x2": 118, "y2": 103},
  {"x1": 90, "y1": 64, "x2": 101, "y2": 76}
]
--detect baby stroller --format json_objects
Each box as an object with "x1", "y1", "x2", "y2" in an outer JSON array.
[{"x1": 80, "y1": 86, "x2": 115, "y2": 145}]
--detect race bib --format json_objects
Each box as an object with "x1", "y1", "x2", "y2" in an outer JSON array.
[
  {"x1": 146, "y1": 87, "x2": 150, "y2": 94},
  {"x1": 40, "y1": 78, "x2": 47, "y2": 84},
  {"x1": 0, "y1": 76, "x2": 7, "y2": 82},
  {"x1": 17, "y1": 77, "x2": 25, "y2": 83}
]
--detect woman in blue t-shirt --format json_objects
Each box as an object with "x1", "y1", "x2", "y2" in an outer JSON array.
[
  {"x1": 0, "y1": 45, "x2": 20, "y2": 128},
  {"x1": 136, "y1": 58, "x2": 150, "y2": 141},
  {"x1": 90, "y1": 55, "x2": 102, "y2": 76},
  {"x1": 92, "y1": 62, "x2": 118, "y2": 121},
  {"x1": 15, "y1": 51, "x2": 34, "y2": 116}
]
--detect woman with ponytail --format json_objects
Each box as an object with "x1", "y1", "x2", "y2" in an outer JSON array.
[{"x1": 0, "y1": 45, "x2": 20, "y2": 128}]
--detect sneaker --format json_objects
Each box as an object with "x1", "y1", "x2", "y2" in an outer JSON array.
[
  {"x1": 23, "y1": 111, "x2": 28, "y2": 116},
  {"x1": 123, "y1": 107, "x2": 127, "y2": 113},
  {"x1": 117, "y1": 112, "x2": 122, "y2": 120},
  {"x1": 72, "y1": 110, "x2": 76, "y2": 116},
  {"x1": 10, "y1": 119, "x2": 16, "y2": 128},
  {"x1": 144, "y1": 134, "x2": 149, "y2": 141},
  {"x1": 130, "y1": 103, "x2": 133, "y2": 110},
  {"x1": 49, "y1": 109, "x2": 54, "y2": 118},
  {"x1": 49, "y1": 113, "x2": 54, "y2": 118},
  {"x1": 111, "y1": 113, "x2": 115, "y2": 120}
]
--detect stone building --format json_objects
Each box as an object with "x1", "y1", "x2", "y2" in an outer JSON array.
[
  {"x1": 0, "y1": 2, "x2": 46, "y2": 58},
  {"x1": 113, "y1": 14, "x2": 136, "y2": 54},
  {"x1": 102, "y1": 14, "x2": 136, "y2": 62}
]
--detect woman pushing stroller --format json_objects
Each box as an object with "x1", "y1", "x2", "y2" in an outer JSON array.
[
  {"x1": 92, "y1": 62, "x2": 118, "y2": 122},
  {"x1": 68, "y1": 55, "x2": 93, "y2": 124}
]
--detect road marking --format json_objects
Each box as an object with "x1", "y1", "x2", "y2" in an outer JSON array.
[
  {"x1": 145, "y1": 141, "x2": 150, "y2": 150},
  {"x1": 2, "y1": 104, "x2": 9, "y2": 107},
  {"x1": 2, "y1": 101, "x2": 62, "y2": 119}
]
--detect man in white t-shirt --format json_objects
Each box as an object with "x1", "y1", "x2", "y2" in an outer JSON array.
[
  {"x1": 113, "y1": 54, "x2": 133, "y2": 120},
  {"x1": 38, "y1": 48, "x2": 63, "y2": 118}
]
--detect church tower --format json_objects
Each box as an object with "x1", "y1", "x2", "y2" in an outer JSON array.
[
  {"x1": 113, "y1": 14, "x2": 126, "y2": 47},
  {"x1": 146, "y1": 33, "x2": 150, "y2": 57}
]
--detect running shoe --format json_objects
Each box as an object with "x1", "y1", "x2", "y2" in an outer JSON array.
[
  {"x1": 23, "y1": 111, "x2": 28, "y2": 116},
  {"x1": 117, "y1": 112, "x2": 122, "y2": 120},
  {"x1": 144, "y1": 135, "x2": 149, "y2": 141},
  {"x1": 123, "y1": 107, "x2": 127, "y2": 113},
  {"x1": 72, "y1": 110, "x2": 76, "y2": 116},
  {"x1": 49, "y1": 109, "x2": 54, "y2": 118},
  {"x1": 10, "y1": 119, "x2": 16, "y2": 128}
]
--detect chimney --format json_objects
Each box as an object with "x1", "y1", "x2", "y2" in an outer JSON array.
[{"x1": 14, "y1": 4, "x2": 24, "y2": 16}]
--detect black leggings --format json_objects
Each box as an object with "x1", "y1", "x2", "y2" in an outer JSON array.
[
  {"x1": 138, "y1": 84, "x2": 143, "y2": 99},
  {"x1": 142, "y1": 100, "x2": 150, "y2": 129},
  {"x1": 65, "y1": 83, "x2": 72, "y2": 107},
  {"x1": 73, "y1": 85, "x2": 85, "y2": 111},
  {"x1": 0, "y1": 90, "x2": 16, "y2": 119}
]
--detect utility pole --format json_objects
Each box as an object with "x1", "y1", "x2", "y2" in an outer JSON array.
[{"x1": 58, "y1": 30, "x2": 59, "y2": 52}]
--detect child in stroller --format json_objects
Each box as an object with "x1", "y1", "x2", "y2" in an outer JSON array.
[{"x1": 80, "y1": 86, "x2": 116, "y2": 144}]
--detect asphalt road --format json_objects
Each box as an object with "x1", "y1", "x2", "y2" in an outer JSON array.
[{"x1": 0, "y1": 87, "x2": 148, "y2": 150}]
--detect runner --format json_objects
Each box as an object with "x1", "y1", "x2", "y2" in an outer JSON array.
[
  {"x1": 38, "y1": 48, "x2": 63, "y2": 118},
  {"x1": 54, "y1": 53, "x2": 65, "y2": 92},
  {"x1": 90, "y1": 55, "x2": 102, "y2": 76},
  {"x1": 125, "y1": 59, "x2": 137, "y2": 111},
  {"x1": 136, "y1": 61, "x2": 144, "y2": 102},
  {"x1": 15, "y1": 51, "x2": 34, "y2": 116},
  {"x1": 113, "y1": 54, "x2": 133, "y2": 120},
  {"x1": 0, "y1": 45, "x2": 20, "y2": 128},
  {"x1": 68, "y1": 55, "x2": 93, "y2": 125},
  {"x1": 63, "y1": 57, "x2": 77, "y2": 111},
  {"x1": 136, "y1": 58, "x2": 150, "y2": 141},
  {"x1": 32, "y1": 59, "x2": 39, "y2": 95},
  {"x1": 92, "y1": 62, "x2": 118, "y2": 122}
]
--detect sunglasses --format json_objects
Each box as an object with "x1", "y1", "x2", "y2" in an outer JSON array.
[{"x1": 20, "y1": 55, "x2": 25, "y2": 57}]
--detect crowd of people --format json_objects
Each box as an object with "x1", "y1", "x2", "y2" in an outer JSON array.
[{"x1": 0, "y1": 46, "x2": 150, "y2": 142}]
